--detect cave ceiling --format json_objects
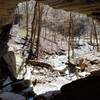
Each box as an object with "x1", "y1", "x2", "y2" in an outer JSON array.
[{"x1": 0, "y1": 0, "x2": 100, "y2": 25}]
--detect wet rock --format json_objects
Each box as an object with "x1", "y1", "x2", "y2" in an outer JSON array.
[
  {"x1": 12, "y1": 79, "x2": 31, "y2": 93},
  {"x1": 2, "y1": 77, "x2": 13, "y2": 92},
  {"x1": 21, "y1": 87, "x2": 36, "y2": 99},
  {"x1": 0, "y1": 92, "x2": 25, "y2": 100}
]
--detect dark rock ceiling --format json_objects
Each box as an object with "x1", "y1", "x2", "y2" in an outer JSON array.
[{"x1": 0, "y1": 0, "x2": 100, "y2": 25}]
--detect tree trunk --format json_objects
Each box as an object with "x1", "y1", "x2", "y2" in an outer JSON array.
[{"x1": 92, "y1": 19, "x2": 99, "y2": 52}]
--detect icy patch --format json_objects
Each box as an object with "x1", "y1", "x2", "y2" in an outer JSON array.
[{"x1": 34, "y1": 77, "x2": 71, "y2": 95}]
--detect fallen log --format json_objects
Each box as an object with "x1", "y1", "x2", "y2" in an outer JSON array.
[
  {"x1": 42, "y1": 49, "x2": 54, "y2": 55},
  {"x1": 90, "y1": 59, "x2": 100, "y2": 65},
  {"x1": 26, "y1": 60, "x2": 53, "y2": 70}
]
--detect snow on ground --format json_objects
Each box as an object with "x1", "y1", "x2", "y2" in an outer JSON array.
[
  {"x1": 34, "y1": 77, "x2": 71, "y2": 95},
  {"x1": 44, "y1": 55, "x2": 67, "y2": 69},
  {"x1": 9, "y1": 27, "x2": 100, "y2": 95},
  {"x1": 15, "y1": 48, "x2": 100, "y2": 95},
  {"x1": 32, "y1": 39, "x2": 100, "y2": 94}
]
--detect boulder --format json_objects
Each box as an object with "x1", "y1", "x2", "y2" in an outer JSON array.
[{"x1": 52, "y1": 75, "x2": 100, "y2": 100}]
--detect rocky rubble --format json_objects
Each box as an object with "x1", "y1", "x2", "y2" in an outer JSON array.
[{"x1": 0, "y1": 78, "x2": 35, "y2": 100}]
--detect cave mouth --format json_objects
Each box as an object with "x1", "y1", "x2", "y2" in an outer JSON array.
[{"x1": 0, "y1": 0, "x2": 100, "y2": 100}]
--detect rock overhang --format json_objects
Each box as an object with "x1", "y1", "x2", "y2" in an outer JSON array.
[{"x1": 0, "y1": 0, "x2": 100, "y2": 25}]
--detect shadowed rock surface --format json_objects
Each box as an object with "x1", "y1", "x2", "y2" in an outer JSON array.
[
  {"x1": 0, "y1": 0, "x2": 100, "y2": 25},
  {"x1": 51, "y1": 74, "x2": 100, "y2": 100}
]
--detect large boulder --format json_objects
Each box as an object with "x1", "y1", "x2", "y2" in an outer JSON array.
[{"x1": 52, "y1": 75, "x2": 100, "y2": 100}]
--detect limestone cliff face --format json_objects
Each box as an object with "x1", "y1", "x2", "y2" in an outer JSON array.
[{"x1": 0, "y1": 0, "x2": 100, "y2": 25}]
